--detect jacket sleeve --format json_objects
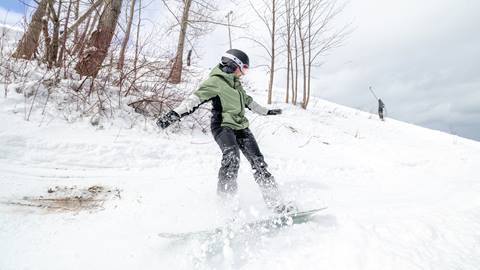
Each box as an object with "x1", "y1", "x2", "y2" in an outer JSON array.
[
  {"x1": 245, "y1": 94, "x2": 269, "y2": 116},
  {"x1": 173, "y1": 79, "x2": 219, "y2": 116}
]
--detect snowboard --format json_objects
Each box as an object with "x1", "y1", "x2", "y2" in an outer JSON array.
[{"x1": 158, "y1": 207, "x2": 328, "y2": 240}]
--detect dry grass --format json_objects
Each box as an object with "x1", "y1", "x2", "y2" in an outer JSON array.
[{"x1": 2, "y1": 185, "x2": 121, "y2": 213}]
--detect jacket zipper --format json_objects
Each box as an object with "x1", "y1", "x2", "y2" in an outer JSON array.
[{"x1": 235, "y1": 80, "x2": 244, "y2": 115}]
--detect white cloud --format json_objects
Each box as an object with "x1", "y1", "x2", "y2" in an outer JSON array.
[{"x1": 0, "y1": 7, "x2": 23, "y2": 28}]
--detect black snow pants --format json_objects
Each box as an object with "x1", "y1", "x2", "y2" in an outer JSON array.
[{"x1": 213, "y1": 127, "x2": 282, "y2": 208}]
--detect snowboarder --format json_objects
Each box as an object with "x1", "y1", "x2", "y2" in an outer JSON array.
[
  {"x1": 378, "y1": 98, "x2": 385, "y2": 121},
  {"x1": 156, "y1": 49, "x2": 296, "y2": 214}
]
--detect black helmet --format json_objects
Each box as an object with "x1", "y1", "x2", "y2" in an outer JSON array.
[{"x1": 220, "y1": 49, "x2": 249, "y2": 74}]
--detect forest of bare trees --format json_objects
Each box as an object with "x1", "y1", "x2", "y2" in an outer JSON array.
[
  {"x1": 248, "y1": 0, "x2": 348, "y2": 108},
  {"x1": 6, "y1": 0, "x2": 348, "y2": 123}
]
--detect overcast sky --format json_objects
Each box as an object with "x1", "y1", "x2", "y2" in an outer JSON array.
[
  {"x1": 314, "y1": 0, "x2": 480, "y2": 142},
  {"x1": 2, "y1": 0, "x2": 479, "y2": 141}
]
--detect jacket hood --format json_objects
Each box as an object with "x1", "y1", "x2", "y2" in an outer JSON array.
[{"x1": 209, "y1": 65, "x2": 237, "y2": 88}]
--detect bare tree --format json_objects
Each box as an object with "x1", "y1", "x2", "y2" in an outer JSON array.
[
  {"x1": 75, "y1": 0, "x2": 124, "y2": 77},
  {"x1": 133, "y1": 0, "x2": 141, "y2": 79},
  {"x1": 247, "y1": 0, "x2": 280, "y2": 104},
  {"x1": 117, "y1": 0, "x2": 137, "y2": 70},
  {"x1": 122, "y1": 0, "x2": 142, "y2": 96},
  {"x1": 41, "y1": 15, "x2": 52, "y2": 63},
  {"x1": 268, "y1": 0, "x2": 277, "y2": 105},
  {"x1": 73, "y1": 0, "x2": 80, "y2": 42},
  {"x1": 282, "y1": 0, "x2": 293, "y2": 103},
  {"x1": 47, "y1": 0, "x2": 62, "y2": 68},
  {"x1": 292, "y1": 5, "x2": 299, "y2": 105},
  {"x1": 12, "y1": 0, "x2": 49, "y2": 59},
  {"x1": 57, "y1": 0, "x2": 75, "y2": 68},
  {"x1": 162, "y1": 0, "x2": 220, "y2": 84},
  {"x1": 168, "y1": 0, "x2": 192, "y2": 84},
  {"x1": 296, "y1": 0, "x2": 308, "y2": 109}
]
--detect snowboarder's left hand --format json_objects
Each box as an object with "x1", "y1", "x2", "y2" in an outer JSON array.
[{"x1": 267, "y1": 109, "x2": 282, "y2": 115}]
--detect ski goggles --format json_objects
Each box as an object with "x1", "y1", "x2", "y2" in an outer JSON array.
[{"x1": 222, "y1": 53, "x2": 249, "y2": 74}]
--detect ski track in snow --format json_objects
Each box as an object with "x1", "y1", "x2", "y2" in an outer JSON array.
[{"x1": 1, "y1": 90, "x2": 480, "y2": 270}]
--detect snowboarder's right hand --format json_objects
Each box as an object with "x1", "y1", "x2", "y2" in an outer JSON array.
[
  {"x1": 267, "y1": 109, "x2": 282, "y2": 115},
  {"x1": 156, "y1": 111, "x2": 180, "y2": 129}
]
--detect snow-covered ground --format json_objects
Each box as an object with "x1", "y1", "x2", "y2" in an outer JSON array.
[{"x1": 1, "y1": 81, "x2": 480, "y2": 269}]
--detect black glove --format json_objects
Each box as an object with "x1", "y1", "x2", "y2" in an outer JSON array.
[
  {"x1": 156, "y1": 110, "x2": 180, "y2": 129},
  {"x1": 267, "y1": 109, "x2": 282, "y2": 115}
]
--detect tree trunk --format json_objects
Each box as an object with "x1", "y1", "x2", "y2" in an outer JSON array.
[
  {"x1": 48, "y1": 0, "x2": 62, "y2": 68},
  {"x1": 298, "y1": 0, "x2": 307, "y2": 109},
  {"x1": 267, "y1": 0, "x2": 276, "y2": 105},
  {"x1": 117, "y1": 0, "x2": 136, "y2": 70},
  {"x1": 284, "y1": 0, "x2": 292, "y2": 104},
  {"x1": 293, "y1": 18, "x2": 298, "y2": 105},
  {"x1": 290, "y1": 43, "x2": 295, "y2": 104},
  {"x1": 75, "y1": 0, "x2": 123, "y2": 77},
  {"x1": 41, "y1": 17, "x2": 51, "y2": 63},
  {"x1": 305, "y1": 0, "x2": 312, "y2": 108},
  {"x1": 73, "y1": 0, "x2": 80, "y2": 42},
  {"x1": 285, "y1": 43, "x2": 290, "y2": 104},
  {"x1": 169, "y1": 0, "x2": 192, "y2": 84},
  {"x1": 300, "y1": 38, "x2": 307, "y2": 109},
  {"x1": 133, "y1": 0, "x2": 141, "y2": 81},
  {"x1": 57, "y1": 0, "x2": 74, "y2": 68},
  {"x1": 12, "y1": 0, "x2": 49, "y2": 59},
  {"x1": 125, "y1": 0, "x2": 141, "y2": 96}
]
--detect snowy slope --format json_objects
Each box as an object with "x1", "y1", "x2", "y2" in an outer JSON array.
[{"x1": 1, "y1": 86, "x2": 480, "y2": 270}]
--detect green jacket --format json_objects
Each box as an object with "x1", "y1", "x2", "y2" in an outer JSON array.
[
  {"x1": 195, "y1": 65, "x2": 253, "y2": 129},
  {"x1": 174, "y1": 65, "x2": 268, "y2": 130}
]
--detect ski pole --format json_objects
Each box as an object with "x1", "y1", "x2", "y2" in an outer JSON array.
[{"x1": 368, "y1": 86, "x2": 379, "y2": 100}]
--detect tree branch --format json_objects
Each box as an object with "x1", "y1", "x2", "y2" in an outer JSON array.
[{"x1": 65, "y1": 0, "x2": 103, "y2": 37}]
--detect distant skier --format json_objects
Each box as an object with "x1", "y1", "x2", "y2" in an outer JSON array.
[
  {"x1": 156, "y1": 49, "x2": 297, "y2": 214},
  {"x1": 378, "y1": 98, "x2": 385, "y2": 121}
]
